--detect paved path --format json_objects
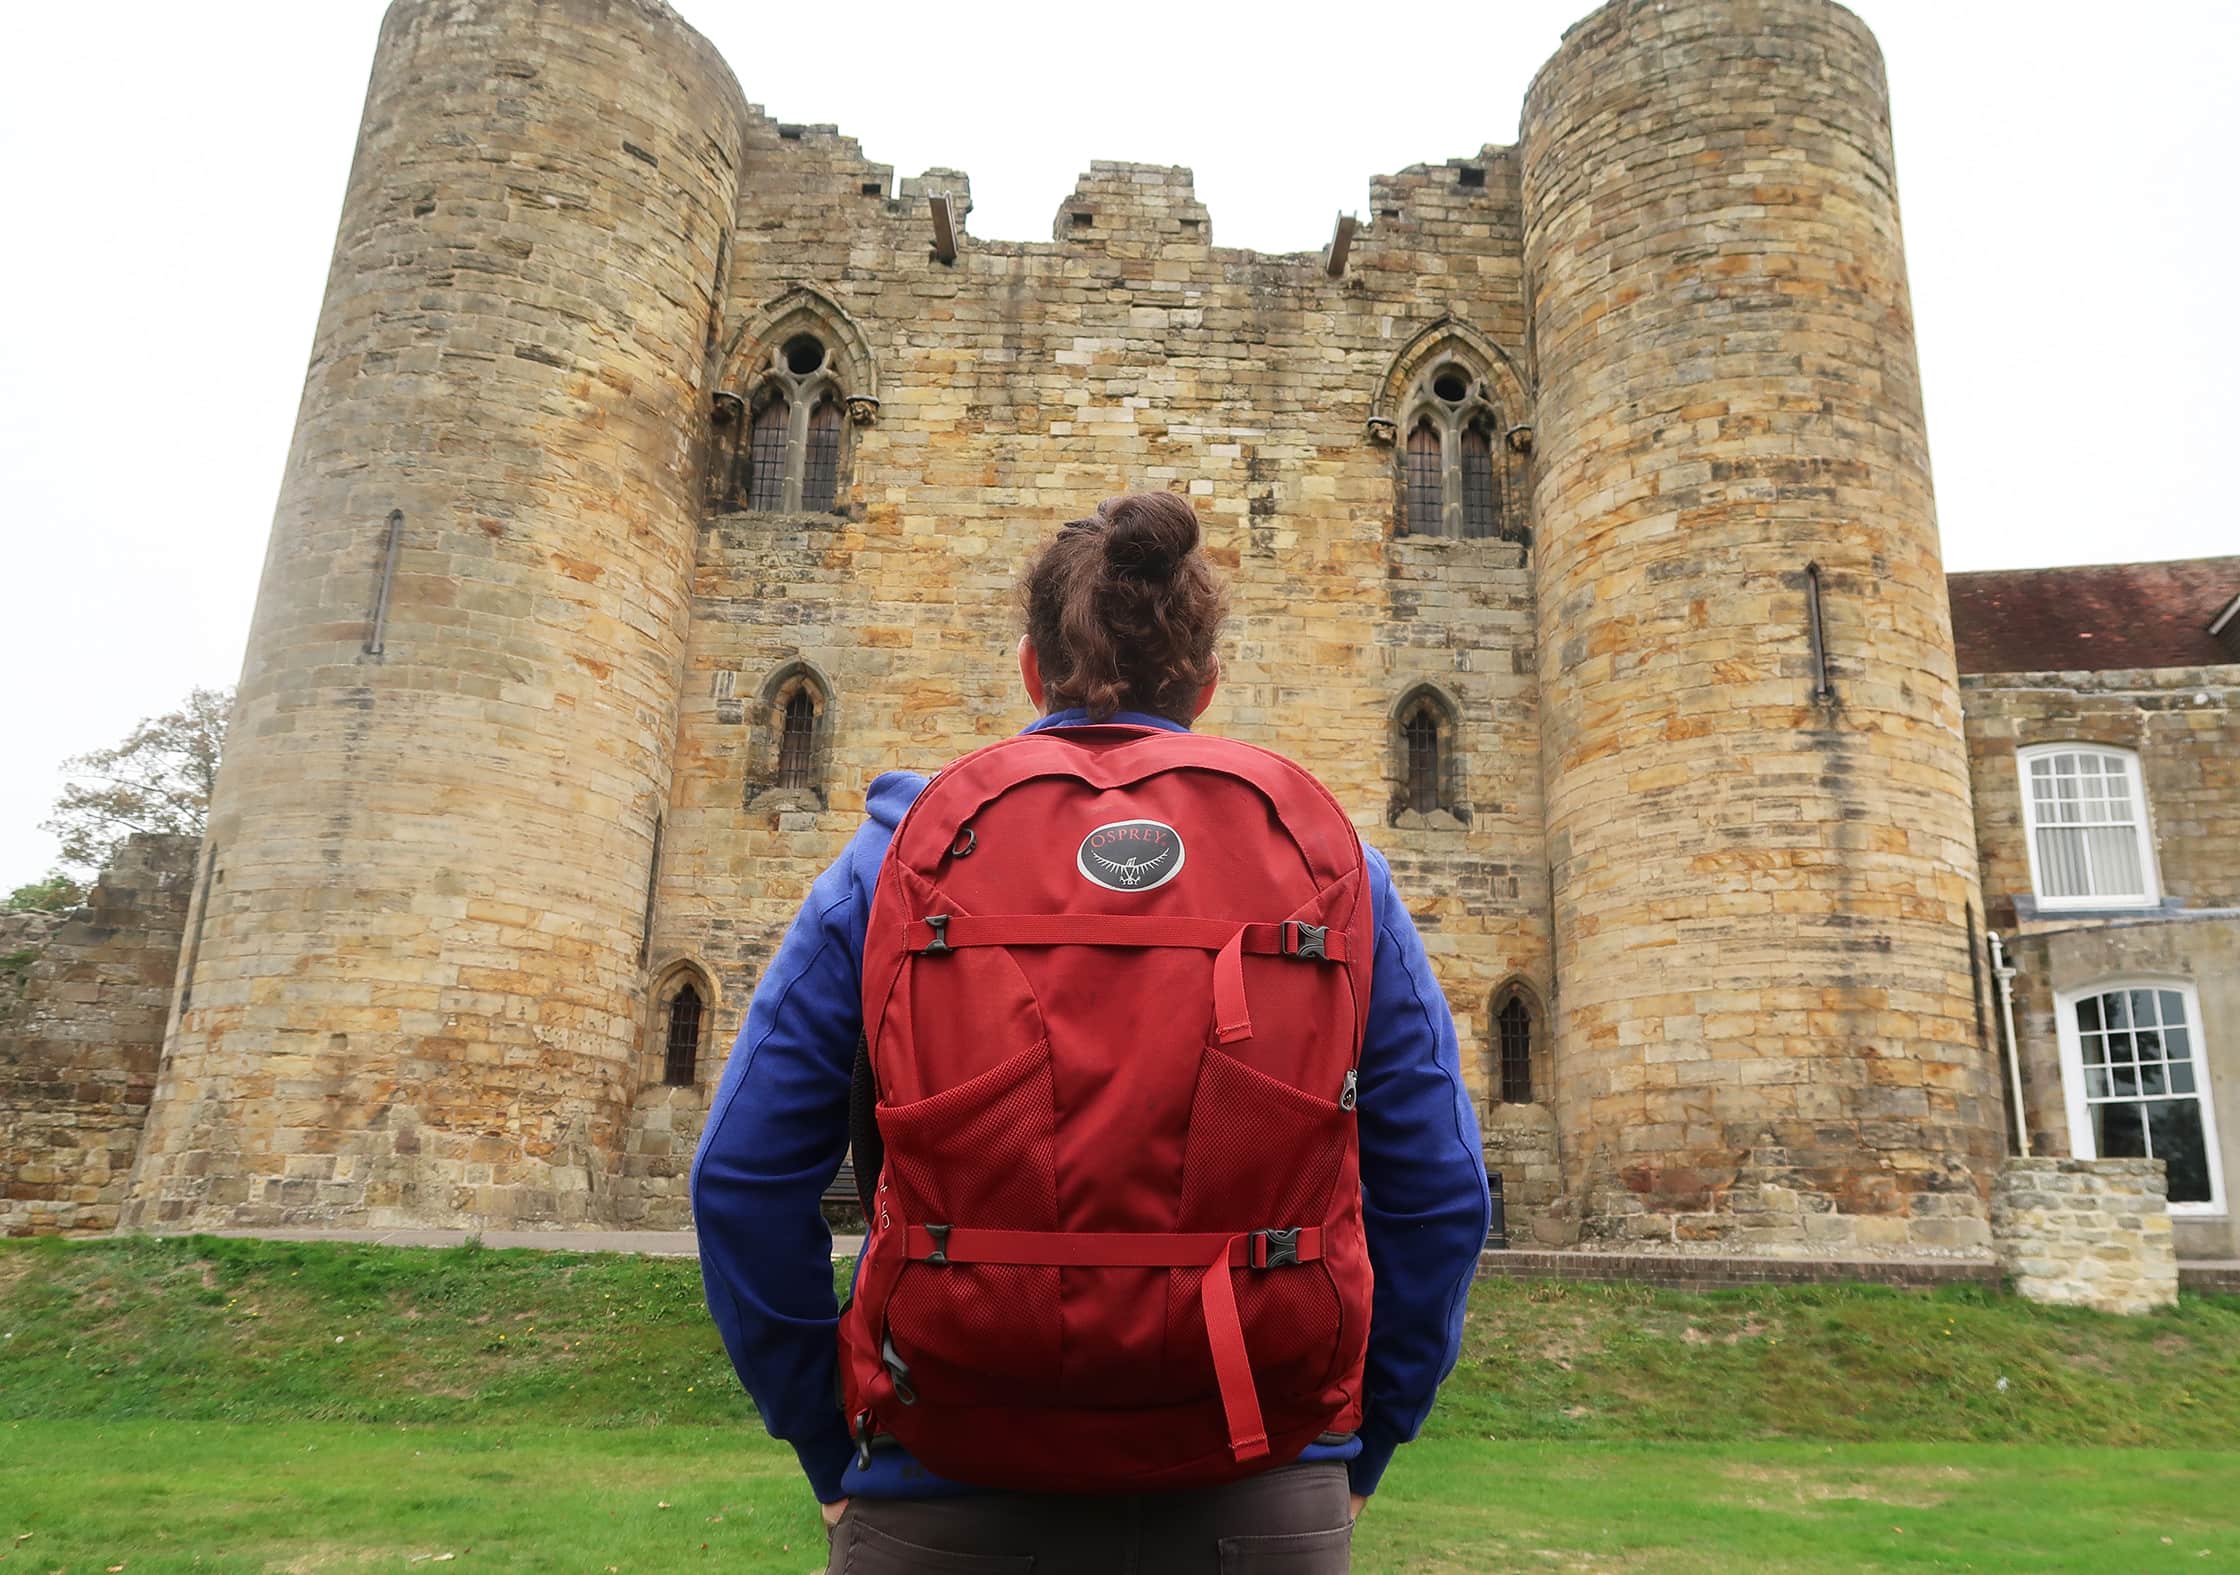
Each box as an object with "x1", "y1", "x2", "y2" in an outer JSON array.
[{"x1": 135, "y1": 1226, "x2": 868, "y2": 1260}]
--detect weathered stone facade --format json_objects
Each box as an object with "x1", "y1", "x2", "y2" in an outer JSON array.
[
  {"x1": 2, "y1": 835, "x2": 197, "y2": 1236},
  {"x1": 1518, "y1": 0, "x2": 2000, "y2": 1248},
  {"x1": 1961, "y1": 662, "x2": 2240, "y2": 1258},
  {"x1": 57, "y1": 0, "x2": 2162, "y2": 1251},
  {"x1": 1990, "y1": 1157, "x2": 2178, "y2": 1316}
]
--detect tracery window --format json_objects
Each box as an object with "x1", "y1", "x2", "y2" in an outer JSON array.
[
  {"x1": 2058, "y1": 981, "x2": 2224, "y2": 1210},
  {"x1": 2018, "y1": 744, "x2": 2159, "y2": 908},
  {"x1": 746, "y1": 401, "x2": 788, "y2": 511},
  {"x1": 711, "y1": 331, "x2": 853, "y2": 514},
  {"x1": 1405, "y1": 422, "x2": 1443, "y2": 535},
  {"x1": 803, "y1": 399, "x2": 843, "y2": 512},
  {"x1": 664, "y1": 983, "x2": 704, "y2": 1086},
  {"x1": 1395, "y1": 360, "x2": 1508, "y2": 539}
]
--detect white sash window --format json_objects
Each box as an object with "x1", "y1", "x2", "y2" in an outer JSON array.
[{"x1": 2018, "y1": 745, "x2": 2159, "y2": 909}]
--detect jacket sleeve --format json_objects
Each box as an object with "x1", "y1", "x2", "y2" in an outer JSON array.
[
  {"x1": 1347, "y1": 845, "x2": 1492, "y2": 1497},
  {"x1": 688, "y1": 773, "x2": 921, "y2": 1502}
]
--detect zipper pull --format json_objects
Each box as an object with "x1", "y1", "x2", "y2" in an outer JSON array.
[{"x1": 1339, "y1": 1069, "x2": 1358, "y2": 1111}]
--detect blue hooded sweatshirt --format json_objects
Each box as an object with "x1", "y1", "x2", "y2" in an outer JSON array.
[{"x1": 690, "y1": 708, "x2": 1490, "y2": 1503}]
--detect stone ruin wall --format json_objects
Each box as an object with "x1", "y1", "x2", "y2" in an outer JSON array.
[
  {"x1": 628, "y1": 122, "x2": 1559, "y2": 1230},
  {"x1": 2, "y1": 834, "x2": 197, "y2": 1236}
]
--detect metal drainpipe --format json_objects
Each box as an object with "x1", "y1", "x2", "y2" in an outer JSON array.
[{"x1": 1988, "y1": 931, "x2": 2031, "y2": 1157}]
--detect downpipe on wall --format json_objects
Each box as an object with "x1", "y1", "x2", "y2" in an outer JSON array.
[{"x1": 1987, "y1": 931, "x2": 2031, "y2": 1157}]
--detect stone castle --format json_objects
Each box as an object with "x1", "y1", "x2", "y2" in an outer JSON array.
[{"x1": 5, "y1": 0, "x2": 2234, "y2": 1269}]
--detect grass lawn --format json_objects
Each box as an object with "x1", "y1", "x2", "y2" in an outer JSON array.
[{"x1": 3, "y1": 1233, "x2": 2236, "y2": 1572}]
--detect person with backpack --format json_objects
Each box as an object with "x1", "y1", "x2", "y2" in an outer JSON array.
[{"x1": 691, "y1": 491, "x2": 1491, "y2": 1573}]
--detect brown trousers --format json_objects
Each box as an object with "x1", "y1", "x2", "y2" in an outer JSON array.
[{"x1": 823, "y1": 1460, "x2": 1354, "y2": 1574}]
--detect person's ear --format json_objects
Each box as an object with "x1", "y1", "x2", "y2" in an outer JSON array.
[
  {"x1": 1019, "y1": 635, "x2": 1047, "y2": 710},
  {"x1": 1190, "y1": 655, "x2": 1219, "y2": 720}
]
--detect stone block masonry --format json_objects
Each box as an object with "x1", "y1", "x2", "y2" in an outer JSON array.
[
  {"x1": 1991, "y1": 1157, "x2": 2177, "y2": 1315},
  {"x1": 3, "y1": 835, "x2": 196, "y2": 1236},
  {"x1": 83, "y1": 0, "x2": 2013, "y2": 1243},
  {"x1": 119, "y1": 0, "x2": 749, "y2": 1232},
  {"x1": 1518, "y1": 0, "x2": 2002, "y2": 1247}
]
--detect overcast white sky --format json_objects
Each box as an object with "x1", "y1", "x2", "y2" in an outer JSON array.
[{"x1": 1, "y1": 1, "x2": 2234, "y2": 886}]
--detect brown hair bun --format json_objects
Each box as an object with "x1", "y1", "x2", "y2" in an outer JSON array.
[
  {"x1": 1101, "y1": 491, "x2": 1198, "y2": 580},
  {"x1": 1021, "y1": 491, "x2": 1228, "y2": 723}
]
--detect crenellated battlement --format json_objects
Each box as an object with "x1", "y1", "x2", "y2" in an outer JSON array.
[{"x1": 105, "y1": 0, "x2": 2007, "y2": 1250}]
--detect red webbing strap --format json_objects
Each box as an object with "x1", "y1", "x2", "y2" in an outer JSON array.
[
  {"x1": 901, "y1": 1224, "x2": 1323, "y2": 1267},
  {"x1": 897, "y1": 1223, "x2": 1326, "y2": 1465},
  {"x1": 901, "y1": 915, "x2": 1350, "y2": 962},
  {"x1": 1199, "y1": 1234, "x2": 1268, "y2": 1461},
  {"x1": 1214, "y1": 926, "x2": 1250, "y2": 1044}
]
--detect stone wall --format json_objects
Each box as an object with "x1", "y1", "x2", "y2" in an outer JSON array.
[
  {"x1": 87, "y1": 0, "x2": 2041, "y2": 1241},
  {"x1": 643, "y1": 124, "x2": 1556, "y2": 1226},
  {"x1": 1965, "y1": 666, "x2": 2240, "y2": 1258},
  {"x1": 1516, "y1": 0, "x2": 2002, "y2": 1247},
  {"x1": 1991, "y1": 1157, "x2": 2177, "y2": 1315},
  {"x1": 120, "y1": 0, "x2": 750, "y2": 1232},
  {"x1": 1962, "y1": 664, "x2": 2240, "y2": 930},
  {"x1": 3, "y1": 835, "x2": 197, "y2": 1236}
]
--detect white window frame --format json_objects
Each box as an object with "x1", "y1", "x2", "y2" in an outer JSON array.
[
  {"x1": 2053, "y1": 976, "x2": 2226, "y2": 1216},
  {"x1": 2015, "y1": 743, "x2": 2160, "y2": 910}
]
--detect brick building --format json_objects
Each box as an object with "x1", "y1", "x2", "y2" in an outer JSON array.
[{"x1": 2, "y1": 0, "x2": 2231, "y2": 1261}]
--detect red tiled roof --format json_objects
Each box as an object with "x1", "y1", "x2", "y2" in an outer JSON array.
[{"x1": 1946, "y1": 556, "x2": 2240, "y2": 675}]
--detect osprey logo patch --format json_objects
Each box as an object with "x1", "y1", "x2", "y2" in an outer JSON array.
[{"x1": 1078, "y1": 819, "x2": 1185, "y2": 892}]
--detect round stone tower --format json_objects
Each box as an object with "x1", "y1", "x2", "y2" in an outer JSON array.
[
  {"x1": 121, "y1": 0, "x2": 746, "y2": 1229},
  {"x1": 1520, "y1": 0, "x2": 2003, "y2": 1249}
]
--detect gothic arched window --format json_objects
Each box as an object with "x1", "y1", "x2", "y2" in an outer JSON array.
[
  {"x1": 710, "y1": 329, "x2": 856, "y2": 515},
  {"x1": 747, "y1": 399, "x2": 789, "y2": 511},
  {"x1": 1496, "y1": 994, "x2": 1533, "y2": 1104},
  {"x1": 1394, "y1": 359, "x2": 1510, "y2": 540},
  {"x1": 1462, "y1": 424, "x2": 1499, "y2": 537},
  {"x1": 777, "y1": 690, "x2": 818, "y2": 790},
  {"x1": 1404, "y1": 707, "x2": 1440, "y2": 815},
  {"x1": 1405, "y1": 421, "x2": 1443, "y2": 535},
  {"x1": 664, "y1": 983, "x2": 704, "y2": 1086},
  {"x1": 803, "y1": 398, "x2": 843, "y2": 512},
  {"x1": 1390, "y1": 685, "x2": 1465, "y2": 829},
  {"x1": 747, "y1": 660, "x2": 834, "y2": 808}
]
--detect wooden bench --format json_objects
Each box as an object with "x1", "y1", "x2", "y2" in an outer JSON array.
[{"x1": 822, "y1": 1159, "x2": 862, "y2": 1213}]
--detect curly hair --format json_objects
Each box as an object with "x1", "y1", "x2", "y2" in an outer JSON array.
[{"x1": 1019, "y1": 491, "x2": 1229, "y2": 722}]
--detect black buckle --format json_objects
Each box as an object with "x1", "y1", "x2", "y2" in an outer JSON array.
[
  {"x1": 881, "y1": 1333, "x2": 918, "y2": 1406},
  {"x1": 852, "y1": 1409, "x2": 876, "y2": 1470},
  {"x1": 1252, "y1": 1227, "x2": 1301, "y2": 1269},
  {"x1": 1281, "y1": 922, "x2": 1328, "y2": 961},
  {"x1": 920, "y1": 915, "x2": 951, "y2": 956},
  {"x1": 922, "y1": 1223, "x2": 951, "y2": 1266}
]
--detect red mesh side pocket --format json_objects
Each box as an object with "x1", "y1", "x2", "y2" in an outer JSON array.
[
  {"x1": 1164, "y1": 1047, "x2": 1350, "y2": 1403},
  {"x1": 876, "y1": 1039, "x2": 1061, "y2": 1404}
]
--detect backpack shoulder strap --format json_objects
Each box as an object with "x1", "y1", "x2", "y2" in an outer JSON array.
[{"x1": 847, "y1": 1030, "x2": 882, "y2": 1217}]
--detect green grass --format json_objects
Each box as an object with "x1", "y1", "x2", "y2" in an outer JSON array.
[
  {"x1": 2, "y1": 1426, "x2": 2232, "y2": 1573},
  {"x1": 3, "y1": 1234, "x2": 2236, "y2": 1571}
]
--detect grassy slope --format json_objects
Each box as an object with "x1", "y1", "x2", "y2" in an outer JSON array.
[
  {"x1": 3, "y1": 1235, "x2": 2237, "y2": 1572},
  {"x1": 4, "y1": 1233, "x2": 2235, "y2": 1446}
]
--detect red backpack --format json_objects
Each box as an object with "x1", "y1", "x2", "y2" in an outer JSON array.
[{"x1": 837, "y1": 723, "x2": 1375, "y2": 1494}]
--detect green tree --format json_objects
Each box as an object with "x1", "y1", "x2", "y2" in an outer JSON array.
[
  {"x1": 40, "y1": 686, "x2": 232, "y2": 878},
  {"x1": 6, "y1": 874, "x2": 86, "y2": 912}
]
